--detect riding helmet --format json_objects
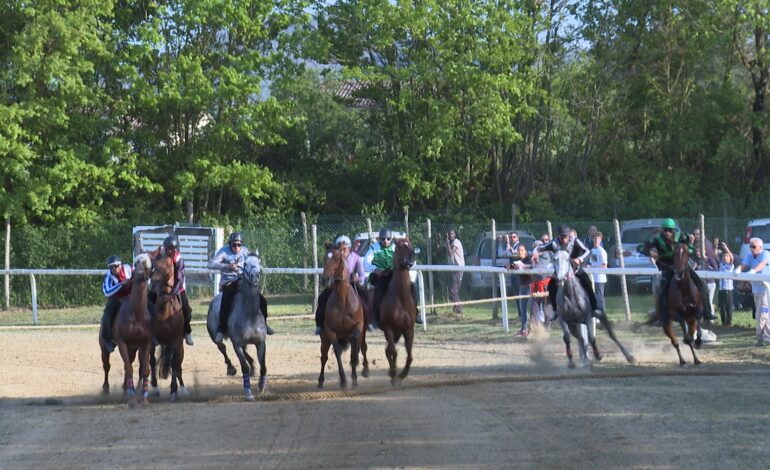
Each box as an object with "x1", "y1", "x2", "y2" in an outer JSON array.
[
  {"x1": 228, "y1": 232, "x2": 244, "y2": 245},
  {"x1": 335, "y1": 235, "x2": 352, "y2": 247},
  {"x1": 106, "y1": 255, "x2": 121, "y2": 268},
  {"x1": 557, "y1": 224, "x2": 571, "y2": 237},
  {"x1": 661, "y1": 218, "x2": 677, "y2": 230},
  {"x1": 379, "y1": 228, "x2": 392, "y2": 240},
  {"x1": 163, "y1": 235, "x2": 179, "y2": 251}
]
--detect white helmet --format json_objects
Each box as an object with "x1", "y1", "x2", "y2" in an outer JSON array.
[{"x1": 335, "y1": 235, "x2": 352, "y2": 247}]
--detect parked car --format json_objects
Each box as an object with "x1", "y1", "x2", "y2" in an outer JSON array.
[
  {"x1": 353, "y1": 231, "x2": 419, "y2": 284},
  {"x1": 608, "y1": 218, "x2": 681, "y2": 289},
  {"x1": 466, "y1": 230, "x2": 538, "y2": 298},
  {"x1": 738, "y1": 218, "x2": 770, "y2": 261}
]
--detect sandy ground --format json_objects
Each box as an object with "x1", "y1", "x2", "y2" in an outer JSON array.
[{"x1": 1, "y1": 322, "x2": 769, "y2": 469}]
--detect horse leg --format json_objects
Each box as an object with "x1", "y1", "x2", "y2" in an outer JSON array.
[
  {"x1": 101, "y1": 346, "x2": 111, "y2": 394},
  {"x1": 331, "y1": 339, "x2": 347, "y2": 389},
  {"x1": 217, "y1": 342, "x2": 237, "y2": 376},
  {"x1": 686, "y1": 317, "x2": 702, "y2": 365},
  {"x1": 148, "y1": 345, "x2": 160, "y2": 397},
  {"x1": 571, "y1": 323, "x2": 590, "y2": 367},
  {"x1": 663, "y1": 323, "x2": 686, "y2": 366},
  {"x1": 559, "y1": 317, "x2": 575, "y2": 369},
  {"x1": 318, "y1": 334, "x2": 331, "y2": 388},
  {"x1": 596, "y1": 313, "x2": 635, "y2": 364},
  {"x1": 399, "y1": 327, "x2": 415, "y2": 380},
  {"x1": 119, "y1": 344, "x2": 137, "y2": 404},
  {"x1": 350, "y1": 331, "x2": 361, "y2": 388},
  {"x1": 257, "y1": 340, "x2": 267, "y2": 393},
  {"x1": 384, "y1": 329, "x2": 398, "y2": 385},
  {"x1": 585, "y1": 319, "x2": 602, "y2": 363},
  {"x1": 360, "y1": 329, "x2": 370, "y2": 379},
  {"x1": 139, "y1": 344, "x2": 151, "y2": 402},
  {"x1": 233, "y1": 344, "x2": 254, "y2": 401},
  {"x1": 244, "y1": 349, "x2": 256, "y2": 377},
  {"x1": 175, "y1": 343, "x2": 188, "y2": 398}
]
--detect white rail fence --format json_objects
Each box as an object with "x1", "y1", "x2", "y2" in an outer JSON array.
[{"x1": 3, "y1": 266, "x2": 770, "y2": 333}]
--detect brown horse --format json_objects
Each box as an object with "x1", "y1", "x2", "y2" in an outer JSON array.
[
  {"x1": 378, "y1": 238, "x2": 417, "y2": 385},
  {"x1": 661, "y1": 243, "x2": 704, "y2": 365},
  {"x1": 318, "y1": 247, "x2": 368, "y2": 388},
  {"x1": 101, "y1": 254, "x2": 153, "y2": 404},
  {"x1": 149, "y1": 253, "x2": 187, "y2": 401}
]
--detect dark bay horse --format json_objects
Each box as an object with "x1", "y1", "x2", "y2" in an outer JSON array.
[
  {"x1": 553, "y1": 250, "x2": 635, "y2": 369},
  {"x1": 378, "y1": 238, "x2": 417, "y2": 385},
  {"x1": 101, "y1": 254, "x2": 153, "y2": 404},
  {"x1": 659, "y1": 243, "x2": 704, "y2": 365},
  {"x1": 206, "y1": 255, "x2": 267, "y2": 400},
  {"x1": 149, "y1": 253, "x2": 187, "y2": 401},
  {"x1": 318, "y1": 247, "x2": 368, "y2": 389}
]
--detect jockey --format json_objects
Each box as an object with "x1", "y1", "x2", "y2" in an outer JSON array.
[
  {"x1": 638, "y1": 218, "x2": 712, "y2": 323},
  {"x1": 208, "y1": 232, "x2": 273, "y2": 345},
  {"x1": 100, "y1": 255, "x2": 133, "y2": 353},
  {"x1": 314, "y1": 235, "x2": 370, "y2": 335},
  {"x1": 369, "y1": 228, "x2": 421, "y2": 326},
  {"x1": 532, "y1": 224, "x2": 601, "y2": 318},
  {"x1": 149, "y1": 236, "x2": 194, "y2": 346}
]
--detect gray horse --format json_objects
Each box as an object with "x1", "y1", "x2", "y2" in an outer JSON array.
[
  {"x1": 207, "y1": 255, "x2": 267, "y2": 400},
  {"x1": 554, "y1": 250, "x2": 635, "y2": 368}
]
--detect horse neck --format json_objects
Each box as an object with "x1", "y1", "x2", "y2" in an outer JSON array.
[
  {"x1": 131, "y1": 275, "x2": 148, "y2": 322},
  {"x1": 240, "y1": 282, "x2": 263, "y2": 319},
  {"x1": 390, "y1": 268, "x2": 412, "y2": 303}
]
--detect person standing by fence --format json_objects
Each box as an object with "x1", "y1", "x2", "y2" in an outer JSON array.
[
  {"x1": 590, "y1": 231, "x2": 608, "y2": 314},
  {"x1": 734, "y1": 237, "x2": 770, "y2": 346},
  {"x1": 718, "y1": 242, "x2": 735, "y2": 327},
  {"x1": 510, "y1": 244, "x2": 532, "y2": 337},
  {"x1": 446, "y1": 229, "x2": 465, "y2": 315}
]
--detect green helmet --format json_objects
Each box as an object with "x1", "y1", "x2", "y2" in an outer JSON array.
[{"x1": 661, "y1": 218, "x2": 677, "y2": 230}]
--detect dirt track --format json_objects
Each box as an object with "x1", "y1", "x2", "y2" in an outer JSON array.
[{"x1": 1, "y1": 324, "x2": 769, "y2": 468}]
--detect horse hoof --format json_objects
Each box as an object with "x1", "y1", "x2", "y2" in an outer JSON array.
[
  {"x1": 245, "y1": 389, "x2": 255, "y2": 401},
  {"x1": 627, "y1": 355, "x2": 636, "y2": 364},
  {"x1": 178, "y1": 387, "x2": 191, "y2": 398},
  {"x1": 568, "y1": 361, "x2": 576, "y2": 369},
  {"x1": 101, "y1": 386, "x2": 109, "y2": 395},
  {"x1": 694, "y1": 339, "x2": 702, "y2": 349},
  {"x1": 362, "y1": 368, "x2": 370, "y2": 379},
  {"x1": 258, "y1": 376, "x2": 267, "y2": 392},
  {"x1": 694, "y1": 359, "x2": 702, "y2": 366},
  {"x1": 149, "y1": 387, "x2": 160, "y2": 398},
  {"x1": 168, "y1": 393, "x2": 177, "y2": 402},
  {"x1": 227, "y1": 366, "x2": 237, "y2": 376},
  {"x1": 317, "y1": 382, "x2": 324, "y2": 389}
]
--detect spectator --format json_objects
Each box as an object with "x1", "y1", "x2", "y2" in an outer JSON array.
[
  {"x1": 583, "y1": 225, "x2": 604, "y2": 248},
  {"x1": 718, "y1": 242, "x2": 735, "y2": 327},
  {"x1": 590, "y1": 231, "x2": 608, "y2": 314},
  {"x1": 734, "y1": 237, "x2": 770, "y2": 346},
  {"x1": 510, "y1": 244, "x2": 532, "y2": 337},
  {"x1": 446, "y1": 229, "x2": 465, "y2": 315},
  {"x1": 530, "y1": 240, "x2": 554, "y2": 329}
]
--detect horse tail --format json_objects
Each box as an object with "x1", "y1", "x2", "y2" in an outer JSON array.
[
  {"x1": 338, "y1": 339, "x2": 350, "y2": 351},
  {"x1": 644, "y1": 310, "x2": 659, "y2": 326},
  {"x1": 158, "y1": 345, "x2": 173, "y2": 379}
]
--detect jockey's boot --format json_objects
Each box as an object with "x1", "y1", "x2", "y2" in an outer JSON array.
[
  {"x1": 185, "y1": 333, "x2": 194, "y2": 346},
  {"x1": 593, "y1": 309, "x2": 603, "y2": 318},
  {"x1": 415, "y1": 315, "x2": 423, "y2": 324}
]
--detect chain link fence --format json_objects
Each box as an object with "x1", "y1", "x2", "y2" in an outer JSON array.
[{"x1": 0, "y1": 214, "x2": 755, "y2": 309}]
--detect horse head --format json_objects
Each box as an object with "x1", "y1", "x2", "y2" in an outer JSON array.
[
  {"x1": 393, "y1": 238, "x2": 415, "y2": 270},
  {"x1": 242, "y1": 255, "x2": 261, "y2": 289},
  {"x1": 554, "y1": 250, "x2": 572, "y2": 286},
  {"x1": 150, "y1": 254, "x2": 174, "y2": 294},
  {"x1": 133, "y1": 253, "x2": 152, "y2": 280},
  {"x1": 322, "y1": 248, "x2": 347, "y2": 287},
  {"x1": 673, "y1": 243, "x2": 689, "y2": 281}
]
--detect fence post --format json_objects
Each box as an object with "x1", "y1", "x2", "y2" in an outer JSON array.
[
  {"x1": 417, "y1": 271, "x2": 427, "y2": 330},
  {"x1": 301, "y1": 212, "x2": 308, "y2": 291},
  {"x1": 699, "y1": 214, "x2": 706, "y2": 270},
  {"x1": 30, "y1": 274, "x2": 38, "y2": 325},
  {"x1": 613, "y1": 218, "x2": 631, "y2": 321},
  {"x1": 427, "y1": 219, "x2": 435, "y2": 313},
  {"x1": 312, "y1": 225, "x2": 318, "y2": 316},
  {"x1": 4, "y1": 216, "x2": 9, "y2": 310},
  {"x1": 366, "y1": 218, "x2": 373, "y2": 242},
  {"x1": 491, "y1": 219, "x2": 498, "y2": 319},
  {"x1": 498, "y1": 272, "x2": 509, "y2": 332},
  {"x1": 546, "y1": 220, "x2": 553, "y2": 240},
  {"x1": 404, "y1": 206, "x2": 409, "y2": 238}
]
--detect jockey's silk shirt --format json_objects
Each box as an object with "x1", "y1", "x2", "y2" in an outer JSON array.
[{"x1": 208, "y1": 245, "x2": 256, "y2": 287}]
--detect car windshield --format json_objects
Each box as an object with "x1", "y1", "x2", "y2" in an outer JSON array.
[
  {"x1": 621, "y1": 227, "x2": 663, "y2": 244},
  {"x1": 750, "y1": 224, "x2": 770, "y2": 243}
]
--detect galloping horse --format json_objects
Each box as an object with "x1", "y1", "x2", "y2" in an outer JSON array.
[
  {"x1": 553, "y1": 250, "x2": 635, "y2": 369},
  {"x1": 378, "y1": 238, "x2": 417, "y2": 385},
  {"x1": 318, "y1": 247, "x2": 368, "y2": 389},
  {"x1": 659, "y1": 243, "x2": 704, "y2": 365},
  {"x1": 207, "y1": 255, "x2": 267, "y2": 400},
  {"x1": 102, "y1": 254, "x2": 153, "y2": 404},
  {"x1": 149, "y1": 253, "x2": 188, "y2": 401}
]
